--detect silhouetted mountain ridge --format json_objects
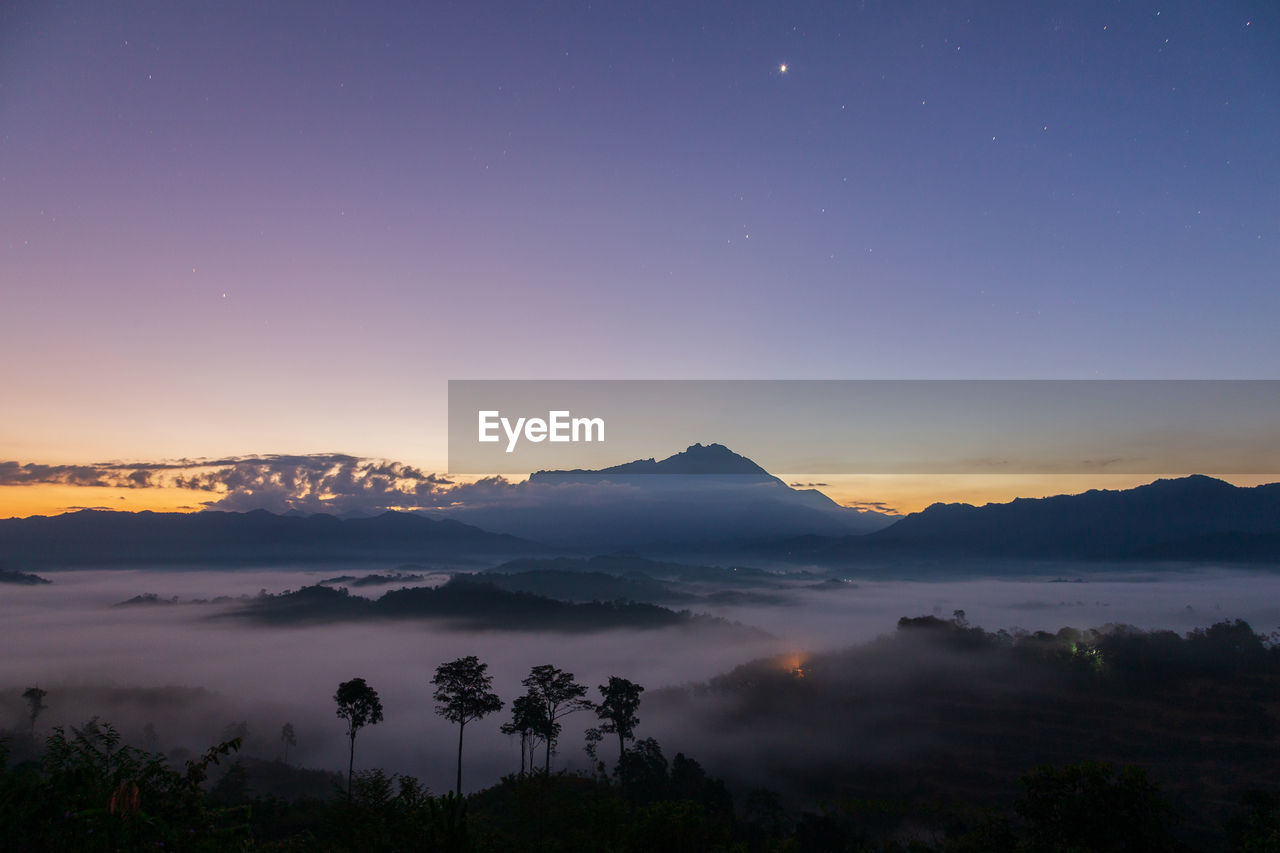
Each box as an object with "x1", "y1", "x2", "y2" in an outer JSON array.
[
  {"x1": 223, "y1": 577, "x2": 767, "y2": 635},
  {"x1": 530, "y1": 442, "x2": 772, "y2": 479},
  {"x1": 447, "y1": 443, "x2": 895, "y2": 548},
  {"x1": 755, "y1": 475, "x2": 1280, "y2": 563},
  {"x1": 0, "y1": 508, "x2": 544, "y2": 566}
]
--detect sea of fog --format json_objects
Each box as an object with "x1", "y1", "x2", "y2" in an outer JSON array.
[{"x1": 3, "y1": 564, "x2": 1280, "y2": 794}]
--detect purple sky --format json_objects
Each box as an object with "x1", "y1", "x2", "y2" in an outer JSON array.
[{"x1": 2, "y1": 1, "x2": 1277, "y2": 485}]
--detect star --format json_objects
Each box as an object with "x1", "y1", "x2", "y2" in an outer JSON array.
[{"x1": 779, "y1": 63, "x2": 788, "y2": 73}]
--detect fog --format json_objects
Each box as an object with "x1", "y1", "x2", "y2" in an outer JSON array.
[{"x1": 3, "y1": 564, "x2": 1280, "y2": 796}]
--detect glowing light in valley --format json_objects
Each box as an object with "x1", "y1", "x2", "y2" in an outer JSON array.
[{"x1": 781, "y1": 652, "x2": 808, "y2": 678}]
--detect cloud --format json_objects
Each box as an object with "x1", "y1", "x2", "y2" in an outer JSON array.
[
  {"x1": 1, "y1": 455, "x2": 477, "y2": 516},
  {"x1": 0, "y1": 461, "x2": 146, "y2": 489},
  {"x1": 789, "y1": 482, "x2": 830, "y2": 488},
  {"x1": 1, "y1": 454, "x2": 887, "y2": 534},
  {"x1": 842, "y1": 499, "x2": 902, "y2": 515}
]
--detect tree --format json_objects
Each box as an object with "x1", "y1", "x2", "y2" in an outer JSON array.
[
  {"x1": 432, "y1": 655, "x2": 504, "y2": 795},
  {"x1": 22, "y1": 687, "x2": 47, "y2": 735},
  {"x1": 1016, "y1": 761, "x2": 1173, "y2": 852},
  {"x1": 280, "y1": 722, "x2": 296, "y2": 764},
  {"x1": 616, "y1": 737, "x2": 669, "y2": 804},
  {"x1": 594, "y1": 676, "x2": 643, "y2": 765},
  {"x1": 521, "y1": 664, "x2": 591, "y2": 774},
  {"x1": 334, "y1": 677, "x2": 384, "y2": 796},
  {"x1": 500, "y1": 691, "x2": 549, "y2": 776}
]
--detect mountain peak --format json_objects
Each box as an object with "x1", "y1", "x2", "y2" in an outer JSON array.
[
  {"x1": 531, "y1": 442, "x2": 771, "y2": 478},
  {"x1": 647, "y1": 443, "x2": 770, "y2": 475},
  {"x1": 1138, "y1": 474, "x2": 1234, "y2": 492}
]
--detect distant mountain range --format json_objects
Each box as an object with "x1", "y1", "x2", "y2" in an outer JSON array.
[
  {"x1": 0, "y1": 508, "x2": 542, "y2": 567},
  {"x1": 754, "y1": 475, "x2": 1280, "y2": 564},
  {"x1": 442, "y1": 443, "x2": 896, "y2": 549},
  {"x1": 3, "y1": 449, "x2": 1278, "y2": 568}
]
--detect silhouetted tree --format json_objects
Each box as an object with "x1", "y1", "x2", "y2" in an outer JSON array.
[
  {"x1": 432, "y1": 655, "x2": 503, "y2": 795},
  {"x1": 500, "y1": 691, "x2": 548, "y2": 776},
  {"x1": 1017, "y1": 761, "x2": 1173, "y2": 852},
  {"x1": 280, "y1": 722, "x2": 296, "y2": 764},
  {"x1": 616, "y1": 737, "x2": 668, "y2": 804},
  {"x1": 521, "y1": 664, "x2": 591, "y2": 774},
  {"x1": 583, "y1": 726, "x2": 605, "y2": 776},
  {"x1": 594, "y1": 676, "x2": 643, "y2": 765},
  {"x1": 1227, "y1": 790, "x2": 1280, "y2": 853},
  {"x1": 22, "y1": 687, "x2": 47, "y2": 735},
  {"x1": 334, "y1": 677, "x2": 384, "y2": 797}
]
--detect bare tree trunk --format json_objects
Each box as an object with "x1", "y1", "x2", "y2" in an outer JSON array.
[
  {"x1": 455, "y1": 721, "x2": 465, "y2": 796},
  {"x1": 347, "y1": 732, "x2": 355, "y2": 798},
  {"x1": 519, "y1": 733, "x2": 526, "y2": 776}
]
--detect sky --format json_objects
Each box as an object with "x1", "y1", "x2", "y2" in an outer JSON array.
[{"x1": 1, "y1": 0, "x2": 1277, "y2": 517}]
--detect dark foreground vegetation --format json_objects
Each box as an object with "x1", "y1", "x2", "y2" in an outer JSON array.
[{"x1": 5, "y1": 614, "x2": 1280, "y2": 851}]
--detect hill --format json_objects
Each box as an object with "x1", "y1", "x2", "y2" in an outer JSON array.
[
  {"x1": 0, "y1": 509, "x2": 544, "y2": 567},
  {"x1": 223, "y1": 576, "x2": 768, "y2": 635},
  {"x1": 753, "y1": 475, "x2": 1280, "y2": 564}
]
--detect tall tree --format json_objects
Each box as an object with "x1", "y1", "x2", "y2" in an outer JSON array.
[
  {"x1": 432, "y1": 656, "x2": 504, "y2": 795},
  {"x1": 521, "y1": 664, "x2": 591, "y2": 774},
  {"x1": 280, "y1": 722, "x2": 296, "y2": 764},
  {"x1": 595, "y1": 676, "x2": 644, "y2": 765},
  {"x1": 334, "y1": 677, "x2": 384, "y2": 796},
  {"x1": 22, "y1": 687, "x2": 47, "y2": 735},
  {"x1": 500, "y1": 691, "x2": 549, "y2": 776}
]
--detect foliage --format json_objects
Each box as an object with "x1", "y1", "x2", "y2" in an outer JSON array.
[
  {"x1": 521, "y1": 664, "x2": 592, "y2": 773},
  {"x1": 0, "y1": 717, "x2": 245, "y2": 851},
  {"x1": 434, "y1": 656, "x2": 504, "y2": 794},
  {"x1": 501, "y1": 691, "x2": 550, "y2": 776},
  {"x1": 1014, "y1": 761, "x2": 1174, "y2": 852},
  {"x1": 595, "y1": 676, "x2": 644, "y2": 764},
  {"x1": 1227, "y1": 790, "x2": 1280, "y2": 853},
  {"x1": 433, "y1": 657, "x2": 504, "y2": 729},
  {"x1": 334, "y1": 677, "x2": 384, "y2": 795}
]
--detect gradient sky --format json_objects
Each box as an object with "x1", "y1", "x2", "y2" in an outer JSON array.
[{"x1": 2, "y1": 1, "x2": 1277, "y2": 516}]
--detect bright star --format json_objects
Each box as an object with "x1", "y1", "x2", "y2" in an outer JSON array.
[{"x1": 779, "y1": 63, "x2": 788, "y2": 73}]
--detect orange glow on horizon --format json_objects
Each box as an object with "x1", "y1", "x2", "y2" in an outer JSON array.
[
  {"x1": 0, "y1": 484, "x2": 212, "y2": 519},
  {"x1": 806, "y1": 473, "x2": 1280, "y2": 515},
  {"x1": 1, "y1": 473, "x2": 1274, "y2": 520}
]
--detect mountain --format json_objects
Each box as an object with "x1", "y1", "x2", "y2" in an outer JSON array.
[
  {"x1": 0, "y1": 508, "x2": 545, "y2": 567},
  {"x1": 443, "y1": 443, "x2": 896, "y2": 549},
  {"x1": 531, "y1": 442, "x2": 772, "y2": 478},
  {"x1": 755, "y1": 475, "x2": 1280, "y2": 564},
  {"x1": 0, "y1": 568, "x2": 51, "y2": 584},
  {"x1": 222, "y1": 577, "x2": 767, "y2": 635}
]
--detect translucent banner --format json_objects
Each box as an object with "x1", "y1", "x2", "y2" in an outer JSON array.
[{"x1": 447, "y1": 380, "x2": 1280, "y2": 475}]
